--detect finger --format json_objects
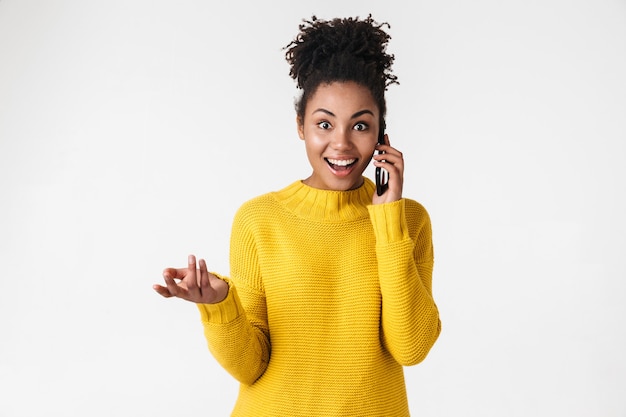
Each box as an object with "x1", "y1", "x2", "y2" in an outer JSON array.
[
  {"x1": 374, "y1": 133, "x2": 392, "y2": 150},
  {"x1": 185, "y1": 254, "x2": 199, "y2": 294},
  {"x1": 163, "y1": 267, "x2": 188, "y2": 280},
  {"x1": 378, "y1": 154, "x2": 404, "y2": 177},
  {"x1": 373, "y1": 149, "x2": 404, "y2": 171},
  {"x1": 162, "y1": 271, "x2": 181, "y2": 297},
  {"x1": 373, "y1": 151, "x2": 401, "y2": 167},
  {"x1": 152, "y1": 284, "x2": 174, "y2": 298},
  {"x1": 198, "y1": 259, "x2": 211, "y2": 296},
  {"x1": 373, "y1": 157, "x2": 401, "y2": 172},
  {"x1": 374, "y1": 144, "x2": 402, "y2": 158}
]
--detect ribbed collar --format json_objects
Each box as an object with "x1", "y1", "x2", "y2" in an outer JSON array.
[{"x1": 273, "y1": 178, "x2": 375, "y2": 223}]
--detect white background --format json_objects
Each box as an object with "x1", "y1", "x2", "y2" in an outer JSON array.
[{"x1": 1, "y1": 1, "x2": 625, "y2": 416}]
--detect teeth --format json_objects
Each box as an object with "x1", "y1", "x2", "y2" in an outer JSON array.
[{"x1": 327, "y1": 158, "x2": 356, "y2": 166}]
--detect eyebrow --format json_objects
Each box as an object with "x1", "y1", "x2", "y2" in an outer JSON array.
[{"x1": 312, "y1": 108, "x2": 375, "y2": 119}]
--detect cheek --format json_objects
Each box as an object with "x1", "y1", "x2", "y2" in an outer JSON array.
[
  {"x1": 361, "y1": 154, "x2": 374, "y2": 167},
  {"x1": 303, "y1": 137, "x2": 326, "y2": 160},
  {"x1": 303, "y1": 129, "x2": 327, "y2": 149},
  {"x1": 359, "y1": 140, "x2": 377, "y2": 157}
]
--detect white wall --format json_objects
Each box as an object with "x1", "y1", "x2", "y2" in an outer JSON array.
[{"x1": 1, "y1": 1, "x2": 624, "y2": 416}]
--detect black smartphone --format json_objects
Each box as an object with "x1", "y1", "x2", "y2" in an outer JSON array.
[{"x1": 375, "y1": 122, "x2": 388, "y2": 196}]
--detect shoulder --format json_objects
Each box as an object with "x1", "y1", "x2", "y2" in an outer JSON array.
[
  {"x1": 402, "y1": 198, "x2": 433, "y2": 237},
  {"x1": 403, "y1": 198, "x2": 431, "y2": 223},
  {"x1": 232, "y1": 184, "x2": 293, "y2": 229},
  {"x1": 234, "y1": 180, "x2": 305, "y2": 218},
  {"x1": 233, "y1": 192, "x2": 280, "y2": 223}
]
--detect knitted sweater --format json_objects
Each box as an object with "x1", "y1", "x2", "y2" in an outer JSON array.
[{"x1": 197, "y1": 178, "x2": 441, "y2": 416}]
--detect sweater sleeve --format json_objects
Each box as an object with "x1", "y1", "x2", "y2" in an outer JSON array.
[
  {"x1": 196, "y1": 205, "x2": 271, "y2": 385},
  {"x1": 367, "y1": 199, "x2": 441, "y2": 366}
]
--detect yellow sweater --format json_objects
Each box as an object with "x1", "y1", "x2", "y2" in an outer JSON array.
[{"x1": 197, "y1": 178, "x2": 441, "y2": 416}]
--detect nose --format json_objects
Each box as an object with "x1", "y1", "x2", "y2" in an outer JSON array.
[{"x1": 330, "y1": 128, "x2": 353, "y2": 150}]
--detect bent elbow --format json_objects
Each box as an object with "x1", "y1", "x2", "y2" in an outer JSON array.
[{"x1": 392, "y1": 313, "x2": 442, "y2": 366}]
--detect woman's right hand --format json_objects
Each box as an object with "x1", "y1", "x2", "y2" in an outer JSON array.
[{"x1": 153, "y1": 254, "x2": 229, "y2": 304}]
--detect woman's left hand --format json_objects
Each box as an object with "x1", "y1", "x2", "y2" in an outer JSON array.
[{"x1": 372, "y1": 134, "x2": 404, "y2": 204}]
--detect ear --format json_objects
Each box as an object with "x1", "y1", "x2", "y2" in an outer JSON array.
[{"x1": 296, "y1": 115, "x2": 304, "y2": 140}]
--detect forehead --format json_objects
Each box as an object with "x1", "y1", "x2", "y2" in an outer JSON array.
[{"x1": 306, "y1": 81, "x2": 378, "y2": 116}]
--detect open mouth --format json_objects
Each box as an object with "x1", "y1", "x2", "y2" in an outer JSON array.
[{"x1": 326, "y1": 158, "x2": 357, "y2": 171}]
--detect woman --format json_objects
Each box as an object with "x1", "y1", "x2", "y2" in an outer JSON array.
[{"x1": 153, "y1": 15, "x2": 441, "y2": 416}]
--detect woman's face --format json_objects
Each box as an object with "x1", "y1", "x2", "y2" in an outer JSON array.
[{"x1": 297, "y1": 81, "x2": 381, "y2": 191}]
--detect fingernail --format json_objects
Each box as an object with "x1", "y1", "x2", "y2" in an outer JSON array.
[{"x1": 188, "y1": 254, "x2": 195, "y2": 264}]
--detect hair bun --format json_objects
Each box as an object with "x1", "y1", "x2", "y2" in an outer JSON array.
[{"x1": 284, "y1": 15, "x2": 398, "y2": 91}]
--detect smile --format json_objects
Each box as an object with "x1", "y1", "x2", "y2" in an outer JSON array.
[{"x1": 326, "y1": 158, "x2": 356, "y2": 167}]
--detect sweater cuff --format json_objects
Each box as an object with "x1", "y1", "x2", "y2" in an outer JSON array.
[
  {"x1": 196, "y1": 279, "x2": 243, "y2": 324},
  {"x1": 367, "y1": 199, "x2": 409, "y2": 244}
]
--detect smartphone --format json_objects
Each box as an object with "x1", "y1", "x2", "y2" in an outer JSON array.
[{"x1": 375, "y1": 121, "x2": 388, "y2": 196}]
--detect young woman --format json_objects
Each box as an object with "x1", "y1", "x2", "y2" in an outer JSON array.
[{"x1": 153, "y1": 15, "x2": 441, "y2": 416}]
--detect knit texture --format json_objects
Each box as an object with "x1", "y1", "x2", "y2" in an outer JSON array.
[{"x1": 197, "y1": 178, "x2": 441, "y2": 416}]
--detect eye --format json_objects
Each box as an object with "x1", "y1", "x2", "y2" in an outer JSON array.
[
  {"x1": 318, "y1": 121, "x2": 332, "y2": 130},
  {"x1": 353, "y1": 122, "x2": 368, "y2": 132}
]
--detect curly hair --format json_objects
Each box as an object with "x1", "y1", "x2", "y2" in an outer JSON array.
[{"x1": 284, "y1": 15, "x2": 398, "y2": 123}]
